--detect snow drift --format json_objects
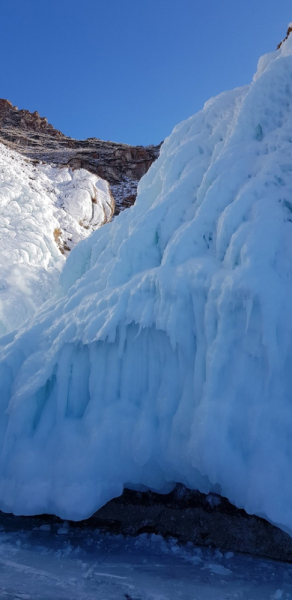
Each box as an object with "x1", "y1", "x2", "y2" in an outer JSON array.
[
  {"x1": 1, "y1": 37, "x2": 292, "y2": 532},
  {"x1": 0, "y1": 144, "x2": 113, "y2": 333}
]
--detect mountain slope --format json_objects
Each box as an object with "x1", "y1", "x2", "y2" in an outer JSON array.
[
  {"x1": 0, "y1": 99, "x2": 160, "y2": 214},
  {"x1": 1, "y1": 37, "x2": 292, "y2": 533}
]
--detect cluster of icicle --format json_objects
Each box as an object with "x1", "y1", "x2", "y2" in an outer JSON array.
[{"x1": 1, "y1": 36, "x2": 292, "y2": 533}]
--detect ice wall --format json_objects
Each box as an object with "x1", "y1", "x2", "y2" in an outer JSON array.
[
  {"x1": 0, "y1": 145, "x2": 113, "y2": 334},
  {"x1": 1, "y1": 37, "x2": 292, "y2": 532}
]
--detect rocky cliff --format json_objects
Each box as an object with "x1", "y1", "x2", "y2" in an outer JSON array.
[{"x1": 0, "y1": 99, "x2": 161, "y2": 214}]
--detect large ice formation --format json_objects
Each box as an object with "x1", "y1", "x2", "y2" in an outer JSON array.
[
  {"x1": 1, "y1": 36, "x2": 292, "y2": 532},
  {"x1": 0, "y1": 144, "x2": 113, "y2": 333}
]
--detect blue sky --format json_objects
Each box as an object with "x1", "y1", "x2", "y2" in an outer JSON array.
[{"x1": 1, "y1": 1, "x2": 291, "y2": 145}]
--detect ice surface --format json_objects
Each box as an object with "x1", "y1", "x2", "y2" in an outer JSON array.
[
  {"x1": 0, "y1": 144, "x2": 113, "y2": 334},
  {"x1": 1, "y1": 36, "x2": 292, "y2": 531},
  {"x1": 0, "y1": 514, "x2": 291, "y2": 600}
]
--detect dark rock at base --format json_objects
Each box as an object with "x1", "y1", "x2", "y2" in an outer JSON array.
[
  {"x1": 1, "y1": 485, "x2": 292, "y2": 562},
  {"x1": 91, "y1": 486, "x2": 292, "y2": 563}
]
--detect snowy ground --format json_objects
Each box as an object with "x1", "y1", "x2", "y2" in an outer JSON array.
[{"x1": 0, "y1": 514, "x2": 291, "y2": 599}]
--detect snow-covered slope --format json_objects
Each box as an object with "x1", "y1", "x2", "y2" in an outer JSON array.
[
  {"x1": 0, "y1": 144, "x2": 114, "y2": 334},
  {"x1": 1, "y1": 36, "x2": 292, "y2": 532}
]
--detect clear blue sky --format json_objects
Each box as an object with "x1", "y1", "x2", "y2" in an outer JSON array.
[{"x1": 1, "y1": 0, "x2": 291, "y2": 146}]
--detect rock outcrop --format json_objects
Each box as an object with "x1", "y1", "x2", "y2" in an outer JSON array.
[
  {"x1": 0, "y1": 99, "x2": 161, "y2": 214},
  {"x1": 92, "y1": 486, "x2": 292, "y2": 563},
  {"x1": 277, "y1": 23, "x2": 292, "y2": 49}
]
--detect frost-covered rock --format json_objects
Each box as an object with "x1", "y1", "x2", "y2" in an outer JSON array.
[
  {"x1": 0, "y1": 144, "x2": 113, "y2": 333},
  {"x1": 2, "y1": 36, "x2": 292, "y2": 532}
]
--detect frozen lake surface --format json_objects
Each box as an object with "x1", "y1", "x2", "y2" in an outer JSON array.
[{"x1": 0, "y1": 513, "x2": 291, "y2": 599}]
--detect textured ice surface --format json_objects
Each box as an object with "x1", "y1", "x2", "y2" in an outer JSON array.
[
  {"x1": 0, "y1": 515, "x2": 290, "y2": 600},
  {"x1": 0, "y1": 144, "x2": 113, "y2": 334},
  {"x1": 2, "y1": 37, "x2": 292, "y2": 531}
]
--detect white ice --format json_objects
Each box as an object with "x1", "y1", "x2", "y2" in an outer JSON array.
[
  {"x1": 1, "y1": 36, "x2": 292, "y2": 533},
  {"x1": 0, "y1": 144, "x2": 113, "y2": 334}
]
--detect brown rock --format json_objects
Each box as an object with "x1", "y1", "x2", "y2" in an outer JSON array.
[
  {"x1": 0, "y1": 100, "x2": 161, "y2": 213},
  {"x1": 277, "y1": 24, "x2": 292, "y2": 49}
]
